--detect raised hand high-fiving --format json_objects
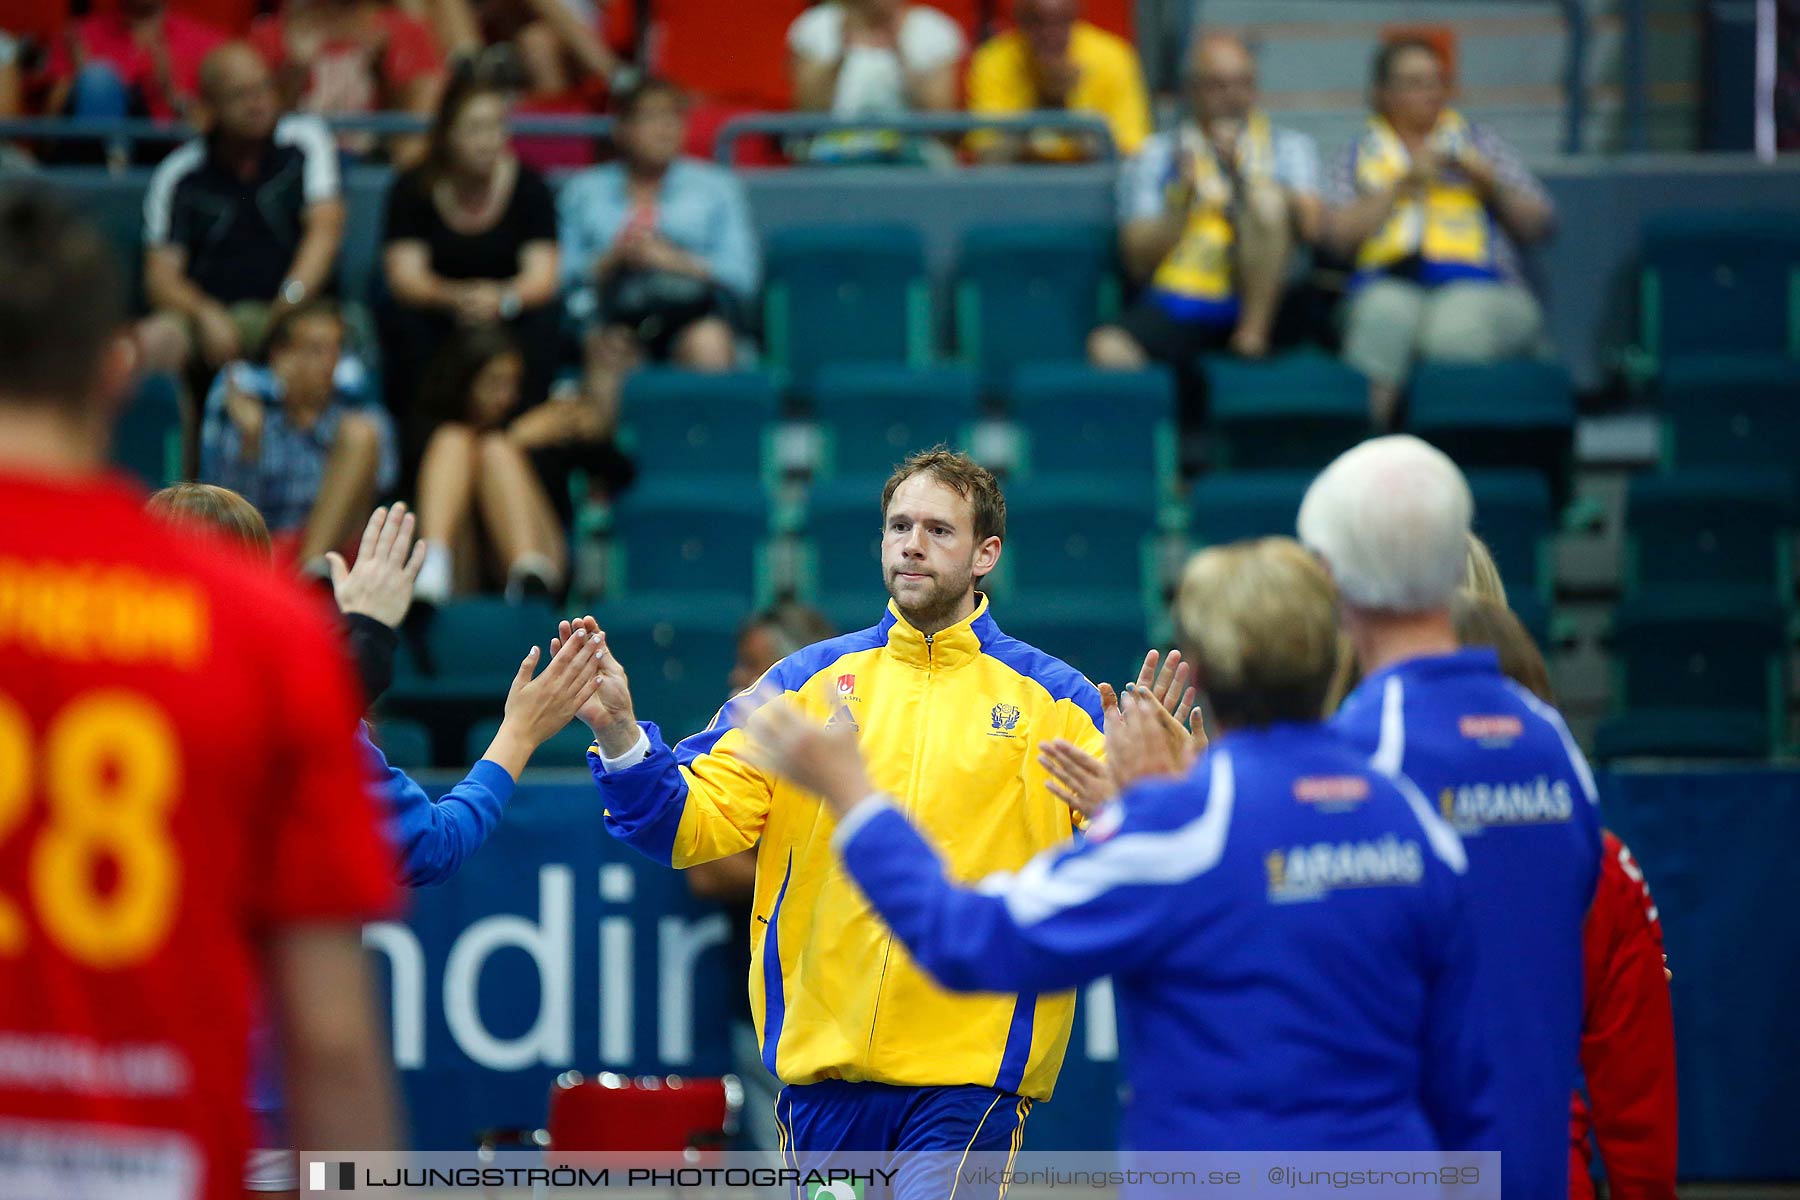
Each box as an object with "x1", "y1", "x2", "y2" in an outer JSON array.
[{"x1": 552, "y1": 615, "x2": 638, "y2": 755}]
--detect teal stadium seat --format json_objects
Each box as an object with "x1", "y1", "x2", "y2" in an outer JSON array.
[
  {"x1": 1640, "y1": 212, "x2": 1800, "y2": 368},
  {"x1": 112, "y1": 374, "x2": 184, "y2": 489},
  {"x1": 463, "y1": 715, "x2": 596, "y2": 770},
  {"x1": 610, "y1": 482, "x2": 769, "y2": 603},
  {"x1": 999, "y1": 595, "x2": 1149, "y2": 693},
  {"x1": 1624, "y1": 470, "x2": 1793, "y2": 597},
  {"x1": 1206, "y1": 353, "x2": 1369, "y2": 470},
  {"x1": 764, "y1": 225, "x2": 931, "y2": 381},
  {"x1": 1466, "y1": 469, "x2": 1555, "y2": 598},
  {"x1": 1006, "y1": 364, "x2": 1175, "y2": 488},
  {"x1": 618, "y1": 369, "x2": 778, "y2": 485},
  {"x1": 1408, "y1": 362, "x2": 1575, "y2": 507},
  {"x1": 421, "y1": 597, "x2": 560, "y2": 689},
  {"x1": 383, "y1": 597, "x2": 560, "y2": 754},
  {"x1": 956, "y1": 223, "x2": 1116, "y2": 381},
  {"x1": 1187, "y1": 471, "x2": 1313, "y2": 548},
  {"x1": 1598, "y1": 591, "x2": 1789, "y2": 759},
  {"x1": 595, "y1": 602, "x2": 743, "y2": 743},
  {"x1": 1660, "y1": 356, "x2": 1800, "y2": 477},
  {"x1": 813, "y1": 364, "x2": 978, "y2": 482},
  {"x1": 994, "y1": 478, "x2": 1156, "y2": 608},
  {"x1": 1592, "y1": 708, "x2": 1773, "y2": 763},
  {"x1": 803, "y1": 478, "x2": 889, "y2": 618}
]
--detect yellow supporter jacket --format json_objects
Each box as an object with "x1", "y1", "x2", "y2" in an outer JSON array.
[
  {"x1": 591, "y1": 595, "x2": 1106, "y2": 1100},
  {"x1": 966, "y1": 20, "x2": 1151, "y2": 159}
]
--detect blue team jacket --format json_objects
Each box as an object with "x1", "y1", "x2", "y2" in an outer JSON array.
[
  {"x1": 1333, "y1": 648, "x2": 1602, "y2": 1200},
  {"x1": 364, "y1": 728, "x2": 517, "y2": 887},
  {"x1": 832, "y1": 721, "x2": 1498, "y2": 1153}
]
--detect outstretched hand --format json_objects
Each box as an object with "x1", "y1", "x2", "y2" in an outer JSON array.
[
  {"x1": 484, "y1": 628, "x2": 606, "y2": 778},
  {"x1": 552, "y1": 615, "x2": 637, "y2": 752},
  {"x1": 329, "y1": 503, "x2": 427, "y2": 628},
  {"x1": 1106, "y1": 688, "x2": 1191, "y2": 791},
  {"x1": 1100, "y1": 647, "x2": 1206, "y2": 766},
  {"x1": 737, "y1": 690, "x2": 872, "y2": 817}
]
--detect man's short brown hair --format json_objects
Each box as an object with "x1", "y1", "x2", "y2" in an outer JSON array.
[
  {"x1": 0, "y1": 189, "x2": 127, "y2": 411},
  {"x1": 147, "y1": 482, "x2": 273, "y2": 560},
  {"x1": 880, "y1": 447, "x2": 1007, "y2": 543}
]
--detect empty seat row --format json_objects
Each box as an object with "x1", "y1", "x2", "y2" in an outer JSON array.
[
  {"x1": 763, "y1": 223, "x2": 1123, "y2": 382},
  {"x1": 1639, "y1": 212, "x2": 1800, "y2": 373},
  {"x1": 616, "y1": 363, "x2": 1177, "y2": 491}
]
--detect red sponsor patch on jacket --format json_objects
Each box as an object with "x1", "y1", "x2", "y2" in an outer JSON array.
[
  {"x1": 1293, "y1": 776, "x2": 1370, "y2": 804},
  {"x1": 1460, "y1": 714, "x2": 1524, "y2": 741}
]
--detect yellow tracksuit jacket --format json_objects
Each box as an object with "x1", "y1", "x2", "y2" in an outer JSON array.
[{"x1": 590, "y1": 595, "x2": 1106, "y2": 1100}]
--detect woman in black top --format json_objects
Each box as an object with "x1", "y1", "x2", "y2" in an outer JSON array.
[{"x1": 380, "y1": 69, "x2": 562, "y2": 466}]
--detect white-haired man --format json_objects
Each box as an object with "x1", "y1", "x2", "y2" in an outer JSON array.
[{"x1": 1300, "y1": 435, "x2": 1602, "y2": 1200}]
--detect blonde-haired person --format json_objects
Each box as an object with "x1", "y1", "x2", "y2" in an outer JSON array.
[
  {"x1": 147, "y1": 480, "x2": 274, "y2": 559},
  {"x1": 1450, "y1": 592, "x2": 1547, "y2": 702},
  {"x1": 741, "y1": 536, "x2": 1496, "y2": 1154}
]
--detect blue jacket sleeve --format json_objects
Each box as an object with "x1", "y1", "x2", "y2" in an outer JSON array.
[
  {"x1": 1420, "y1": 876, "x2": 1501, "y2": 1151},
  {"x1": 365, "y1": 729, "x2": 516, "y2": 887},
  {"x1": 834, "y1": 792, "x2": 1198, "y2": 995},
  {"x1": 590, "y1": 722, "x2": 691, "y2": 866}
]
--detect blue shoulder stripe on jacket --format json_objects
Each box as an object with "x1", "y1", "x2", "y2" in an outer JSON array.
[
  {"x1": 674, "y1": 612, "x2": 895, "y2": 765},
  {"x1": 973, "y1": 608, "x2": 1104, "y2": 728}
]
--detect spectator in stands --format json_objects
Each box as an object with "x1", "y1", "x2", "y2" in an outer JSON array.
[
  {"x1": 966, "y1": 0, "x2": 1149, "y2": 163},
  {"x1": 411, "y1": 325, "x2": 567, "y2": 603},
  {"x1": 1088, "y1": 32, "x2": 1320, "y2": 379},
  {"x1": 557, "y1": 76, "x2": 758, "y2": 426},
  {"x1": 140, "y1": 43, "x2": 344, "y2": 400},
  {"x1": 199, "y1": 299, "x2": 397, "y2": 573},
  {"x1": 251, "y1": 0, "x2": 446, "y2": 165},
  {"x1": 410, "y1": 0, "x2": 622, "y2": 106},
  {"x1": 788, "y1": 0, "x2": 965, "y2": 163},
  {"x1": 42, "y1": 0, "x2": 226, "y2": 124},
  {"x1": 1324, "y1": 38, "x2": 1554, "y2": 427},
  {"x1": 381, "y1": 67, "x2": 560, "y2": 464},
  {"x1": 727, "y1": 602, "x2": 839, "y2": 695}
]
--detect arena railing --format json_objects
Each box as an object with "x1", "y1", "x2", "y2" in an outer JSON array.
[
  {"x1": 0, "y1": 112, "x2": 617, "y2": 168},
  {"x1": 0, "y1": 110, "x2": 1119, "y2": 170},
  {"x1": 710, "y1": 111, "x2": 1119, "y2": 164}
]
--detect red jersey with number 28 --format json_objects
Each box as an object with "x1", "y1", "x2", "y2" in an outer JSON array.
[{"x1": 0, "y1": 472, "x2": 398, "y2": 1200}]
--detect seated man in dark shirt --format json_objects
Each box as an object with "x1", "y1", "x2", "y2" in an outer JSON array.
[{"x1": 139, "y1": 42, "x2": 346, "y2": 401}]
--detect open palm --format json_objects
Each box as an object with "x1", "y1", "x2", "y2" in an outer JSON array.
[{"x1": 552, "y1": 615, "x2": 635, "y2": 735}]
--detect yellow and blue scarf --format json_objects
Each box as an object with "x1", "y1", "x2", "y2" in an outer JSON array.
[
  {"x1": 1352, "y1": 109, "x2": 1500, "y2": 285},
  {"x1": 1150, "y1": 111, "x2": 1276, "y2": 323}
]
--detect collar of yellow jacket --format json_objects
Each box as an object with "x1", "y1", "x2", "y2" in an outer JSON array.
[{"x1": 879, "y1": 592, "x2": 994, "y2": 671}]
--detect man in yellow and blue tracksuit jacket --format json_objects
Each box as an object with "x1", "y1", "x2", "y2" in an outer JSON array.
[{"x1": 582, "y1": 452, "x2": 1106, "y2": 1195}]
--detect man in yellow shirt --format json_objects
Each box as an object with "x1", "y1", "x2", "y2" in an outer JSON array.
[{"x1": 966, "y1": 0, "x2": 1149, "y2": 162}]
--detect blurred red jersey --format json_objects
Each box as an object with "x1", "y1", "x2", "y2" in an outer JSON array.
[
  {"x1": 1569, "y1": 830, "x2": 1678, "y2": 1200},
  {"x1": 0, "y1": 472, "x2": 398, "y2": 1200}
]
